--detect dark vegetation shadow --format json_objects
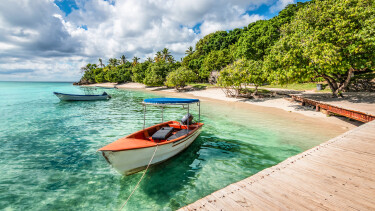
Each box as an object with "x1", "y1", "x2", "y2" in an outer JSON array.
[{"x1": 146, "y1": 86, "x2": 173, "y2": 91}]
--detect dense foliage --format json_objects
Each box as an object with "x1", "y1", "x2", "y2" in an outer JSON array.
[
  {"x1": 217, "y1": 59, "x2": 267, "y2": 96},
  {"x1": 143, "y1": 61, "x2": 181, "y2": 86},
  {"x1": 165, "y1": 67, "x2": 197, "y2": 90},
  {"x1": 78, "y1": 0, "x2": 374, "y2": 97},
  {"x1": 264, "y1": 0, "x2": 375, "y2": 97}
]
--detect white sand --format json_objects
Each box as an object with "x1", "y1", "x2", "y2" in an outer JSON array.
[
  {"x1": 116, "y1": 82, "x2": 146, "y2": 89},
  {"x1": 183, "y1": 88, "x2": 326, "y2": 119},
  {"x1": 83, "y1": 83, "x2": 117, "y2": 88}
]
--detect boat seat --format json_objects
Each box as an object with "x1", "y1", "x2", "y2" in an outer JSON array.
[
  {"x1": 152, "y1": 127, "x2": 174, "y2": 140},
  {"x1": 167, "y1": 129, "x2": 191, "y2": 141}
]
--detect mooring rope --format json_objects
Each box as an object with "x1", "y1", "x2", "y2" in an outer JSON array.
[{"x1": 118, "y1": 144, "x2": 159, "y2": 211}]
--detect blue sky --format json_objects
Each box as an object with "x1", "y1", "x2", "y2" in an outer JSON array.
[{"x1": 0, "y1": 0, "x2": 309, "y2": 81}]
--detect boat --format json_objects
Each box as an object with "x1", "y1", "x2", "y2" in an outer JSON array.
[
  {"x1": 99, "y1": 98, "x2": 204, "y2": 175},
  {"x1": 53, "y1": 92, "x2": 111, "y2": 101}
]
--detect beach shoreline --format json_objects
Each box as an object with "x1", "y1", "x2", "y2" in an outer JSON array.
[{"x1": 82, "y1": 82, "x2": 362, "y2": 132}]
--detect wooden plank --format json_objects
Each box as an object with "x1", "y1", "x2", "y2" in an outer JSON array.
[
  {"x1": 261, "y1": 175, "x2": 330, "y2": 210},
  {"x1": 266, "y1": 170, "x2": 350, "y2": 210},
  {"x1": 291, "y1": 95, "x2": 375, "y2": 122},
  {"x1": 307, "y1": 149, "x2": 375, "y2": 172},
  {"x1": 291, "y1": 160, "x2": 375, "y2": 199},
  {"x1": 180, "y1": 121, "x2": 375, "y2": 211},
  {"x1": 230, "y1": 183, "x2": 271, "y2": 210}
]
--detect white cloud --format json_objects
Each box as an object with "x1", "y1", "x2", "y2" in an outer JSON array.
[
  {"x1": 270, "y1": 0, "x2": 296, "y2": 13},
  {"x1": 0, "y1": 0, "x2": 288, "y2": 81},
  {"x1": 200, "y1": 14, "x2": 265, "y2": 36}
]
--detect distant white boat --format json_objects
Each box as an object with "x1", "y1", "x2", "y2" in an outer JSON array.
[{"x1": 53, "y1": 92, "x2": 111, "y2": 101}]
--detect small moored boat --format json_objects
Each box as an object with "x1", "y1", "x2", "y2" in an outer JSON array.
[
  {"x1": 53, "y1": 92, "x2": 111, "y2": 101},
  {"x1": 99, "y1": 98, "x2": 203, "y2": 175}
]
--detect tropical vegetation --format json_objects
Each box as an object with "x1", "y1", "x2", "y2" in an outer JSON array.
[
  {"x1": 165, "y1": 67, "x2": 197, "y2": 90},
  {"x1": 78, "y1": 0, "x2": 375, "y2": 97}
]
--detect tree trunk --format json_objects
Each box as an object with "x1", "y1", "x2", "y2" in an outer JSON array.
[
  {"x1": 322, "y1": 75, "x2": 338, "y2": 97},
  {"x1": 252, "y1": 86, "x2": 258, "y2": 97},
  {"x1": 335, "y1": 67, "x2": 354, "y2": 97},
  {"x1": 322, "y1": 68, "x2": 354, "y2": 98}
]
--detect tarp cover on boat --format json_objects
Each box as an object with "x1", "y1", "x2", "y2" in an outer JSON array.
[{"x1": 143, "y1": 98, "x2": 199, "y2": 105}]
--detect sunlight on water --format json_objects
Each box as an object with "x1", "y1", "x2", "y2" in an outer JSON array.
[{"x1": 0, "y1": 82, "x2": 339, "y2": 210}]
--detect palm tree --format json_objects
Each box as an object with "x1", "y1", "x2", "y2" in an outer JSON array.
[
  {"x1": 167, "y1": 55, "x2": 175, "y2": 63},
  {"x1": 108, "y1": 58, "x2": 119, "y2": 67},
  {"x1": 120, "y1": 55, "x2": 127, "y2": 64},
  {"x1": 185, "y1": 46, "x2": 194, "y2": 55},
  {"x1": 80, "y1": 63, "x2": 97, "y2": 73},
  {"x1": 161, "y1": 48, "x2": 171, "y2": 61},
  {"x1": 146, "y1": 57, "x2": 153, "y2": 62},
  {"x1": 154, "y1": 51, "x2": 162, "y2": 62},
  {"x1": 132, "y1": 56, "x2": 140, "y2": 66},
  {"x1": 98, "y1": 58, "x2": 104, "y2": 67}
]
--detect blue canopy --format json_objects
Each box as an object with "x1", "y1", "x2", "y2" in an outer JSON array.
[{"x1": 143, "y1": 98, "x2": 199, "y2": 105}]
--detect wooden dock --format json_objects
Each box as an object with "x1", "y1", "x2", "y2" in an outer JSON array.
[
  {"x1": 291, "y1": 95, "x2": 375, "y2": 122},
  {"x1": 180, "y1": 120, "x2": 375, "y2": 210}
]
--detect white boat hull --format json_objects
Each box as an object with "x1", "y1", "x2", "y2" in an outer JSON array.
[
  {"x1": 102, "y1": 128, "x2": 202, "y2": 175},
  {"x1": 54, "y1": 93, "x2": 110, "y2": 101}
]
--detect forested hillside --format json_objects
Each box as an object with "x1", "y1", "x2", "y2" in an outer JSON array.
[{"x1": 78, "y1": 0, "x2": 375, "y2": 97}]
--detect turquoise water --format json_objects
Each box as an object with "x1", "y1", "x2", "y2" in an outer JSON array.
[{"x1": 0, "y1": 82, "x2": 339, "y2": 210}]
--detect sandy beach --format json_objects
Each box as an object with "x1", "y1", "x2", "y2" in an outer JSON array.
[{"x1": 82, "y1": 82, "x2": 364, "y2": 132}]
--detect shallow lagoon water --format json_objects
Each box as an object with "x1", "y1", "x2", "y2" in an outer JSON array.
[{"x1": 0, "y1": 82, "x2": 338, "y2": 210}]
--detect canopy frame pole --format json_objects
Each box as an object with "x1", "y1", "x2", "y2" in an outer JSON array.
[
  {"x1": 161, "y1": 106, "x2": 164, "y2": 123},
  {"x1": 187, "y1": 104, "x2": 190, "y2": 129},
  {"x1": 198, "y1": 102, "x2": 200, "y2": 123},
  {"x1": 143, "y1": 104, "x2": 146, "y2": 130}
]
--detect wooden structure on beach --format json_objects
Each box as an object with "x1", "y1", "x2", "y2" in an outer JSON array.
[
  {"x1": 291, "y1": 95, "x2": 375, "y2": 122},
  {"x1": 180, "y1": 120, "x2": 375, "y2": 210}
]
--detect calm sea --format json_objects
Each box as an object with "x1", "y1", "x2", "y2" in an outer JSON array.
[{"x1": 0, "y1": 82, "x2": 338, "y2": 210}]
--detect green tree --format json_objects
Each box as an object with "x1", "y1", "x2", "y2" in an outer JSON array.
[
  {"x1": 185, "y1": 46, "x2": 194, "y2": 55},
  {"x1": 161, "y1": 48, "x2": 172, "y2": 61},
  {"x1": 201, "y1": 49, "x2": 233, "y2": 80},
  {"x1": 146, "y1": 57, "x2": 153, "y2": 62},
  {"x1": 217, "y1": 60, "x2": 246, "y2": 97},
  {"x1": 120, "y1": 55, "x2": 127, "y2": 64},
  {"x1": 167, "y1": 55, "x2": 175, "y2": 63},
  {"x1": 132, "y1": 62, "x2": 150, "y2": 83},
  {"x1": 98, "y1": 58, "x2": 104, "y2": 68},
  {"x1": 165, "y1": 67, "x2": 197, "y2": 90},
  {"x1": 154, "y1": 51, "x2": 163, "y2": 62},
  {"x1": 95, "y1": 71, "x2": 106, "y2": 83},
  {"x1": 143, "y1": 61, "x2": 173, "y2": 86},
  {"x1": 132, "y1": 56, "x2": 140, "y2": 66},
  {"x1": 265, "y1": 0, "x2": 375, "y2": 97},
  {"x1": 235, "y1": 3, "x2": 304, "y2": 61},
  {"x1": 245, "y1": 60, "x2": 267, "y2": 95},
  {"x1": 108, "y1": 58, "x2": 119, "y2": 67},
  {"x1": 116, "y1": 65, "x2": 132, "y2": 82},
  {"x1": 80, "y1": 63, "x2": 97, "y2": 73},
  {"x1": 217, "y1": 59, "x2": 267, "y2": 97}
]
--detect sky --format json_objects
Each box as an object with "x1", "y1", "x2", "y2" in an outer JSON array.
[{"x1": 0, "y1": 0, "x2": 308, "y2": 82}]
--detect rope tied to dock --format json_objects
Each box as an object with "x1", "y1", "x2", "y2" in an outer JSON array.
[{"x1": 118, "y1": 144, "x2": 159, "y2": 211}]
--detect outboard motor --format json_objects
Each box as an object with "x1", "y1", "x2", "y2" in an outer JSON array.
[{"x1": 181, "y1": 113, "x2": 193, "y2": 125}]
